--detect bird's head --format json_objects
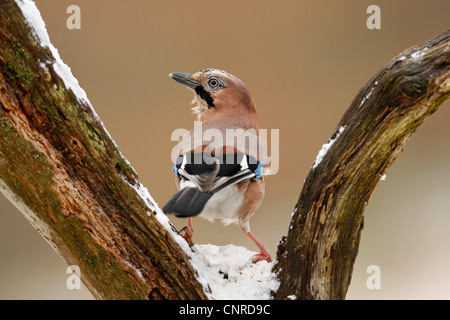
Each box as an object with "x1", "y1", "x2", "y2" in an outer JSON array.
[{"x1": 169, "y1": 68, "x2": 255, "y2": 120}]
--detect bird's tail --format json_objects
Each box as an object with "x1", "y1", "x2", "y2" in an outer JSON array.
[{"x1": 162, "y1": 187, "x2": 213, "y2": 217}]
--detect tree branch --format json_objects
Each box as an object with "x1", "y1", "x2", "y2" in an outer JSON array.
[
  {"x1": 0, "y1": 0, "x2": 206, "y2": 300},
  {"x1": 274, "y1": 29, "x2": 450, "y2": 300}
]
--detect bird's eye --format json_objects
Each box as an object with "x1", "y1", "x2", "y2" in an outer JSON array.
[{"x1": 208, "y1": 78, "x2": 220, "y2": 88}]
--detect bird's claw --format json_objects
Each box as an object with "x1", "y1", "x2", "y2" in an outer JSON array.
[
  {"x1": 251, "y1": 252, "x2": 272, "y2": 263},
  {"x1": 180, "y1": 225, "x2": 194, "y2": 247}
]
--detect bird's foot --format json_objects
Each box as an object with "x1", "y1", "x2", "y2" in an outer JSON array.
[
  {"x1": 251, "y1": 250, "x2": 272, "y2": 263},
  {"x1": 180, "y1": 224, "x2": 194, "y2": 247},
  {"x1": 242, "y1": 227, "x2": 272, "y2": 263}
]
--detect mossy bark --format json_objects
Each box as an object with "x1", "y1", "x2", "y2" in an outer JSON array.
[
  {"x1": 0, "y1": 0, "x2": 206, "y2": 300},
  {"x1": 274, "y1": 29, "x2": 450, "y2": 300}
]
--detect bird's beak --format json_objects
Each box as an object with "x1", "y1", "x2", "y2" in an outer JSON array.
[{"x1": 169, "y1": 72, "x2": 200, "y2": 89}]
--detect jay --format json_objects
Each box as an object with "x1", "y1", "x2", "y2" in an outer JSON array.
[{"x1": 163, "y1": 68, "x2": 271, "y2": 263}]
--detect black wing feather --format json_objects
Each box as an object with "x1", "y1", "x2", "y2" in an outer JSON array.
[
  {"x1": 163, "y1": 152, "x2": 257, "y2": 216},
  {"x1": 162, "y1": 187, "x2": 214, "y2": 217}
]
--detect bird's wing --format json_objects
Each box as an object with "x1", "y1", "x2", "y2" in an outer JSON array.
[{"x1": 174, "y1": 152, "x2": 258, "y2": 193}]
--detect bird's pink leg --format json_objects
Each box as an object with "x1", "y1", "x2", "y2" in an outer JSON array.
[
  {"x1": 241, "y1": 227, "x2": 272, "y2": 263},
  {"x1": 180, "y1": 217, "x2": 194, "y2": 247}
]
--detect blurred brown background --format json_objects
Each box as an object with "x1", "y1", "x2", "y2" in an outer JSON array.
[{"x1": 0, "y1": 0, "x2": 449, "y2": 299}]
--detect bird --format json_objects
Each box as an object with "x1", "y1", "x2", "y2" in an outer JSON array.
[{"x1": 163, "y1": 68, "x2": 271, "y2": 263}]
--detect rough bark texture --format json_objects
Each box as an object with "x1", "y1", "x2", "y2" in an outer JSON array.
[
  {"x1": 1, "y1": 0, "x2": 449, "y2": 301},
  {"x1": 0, "y1": 0, "x2": 207, "y2": 300},
  {"x1": 274, "y1": 29, "x2": 450, "y2": 300}
]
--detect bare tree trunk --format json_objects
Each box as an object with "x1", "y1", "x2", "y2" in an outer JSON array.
[
  {"x1": 274, "y1": 29, "x2": 450, "y2": 299},
  {"x1": 0, "y1": 0, "x2": 449, "y2": 300}
]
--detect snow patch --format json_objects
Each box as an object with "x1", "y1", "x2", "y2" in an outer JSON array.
[
  {"x1": 312, "y1": 126, "x2": 346, "y2": 169},
  {"x1": 411, "y1": 46, "x2": 428, "y2": 60},
  {"x1": 358, "y1": 80, "x2": 378, "y2": 108},
  {"x1": 291, "y1": 206, "x2": 297, "y2": 217},
  {"x1": 191, "y1": 244, "x2": 280, "y2": 300},
  {"x1": 16, "y1": 0, "x2": 91, "y2": 108},
  {"x1": 122, "y1": 259, "x2": 145, "y2": 282}
]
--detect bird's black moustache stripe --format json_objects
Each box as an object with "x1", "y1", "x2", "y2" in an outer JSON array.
[{"x1": 195, "y1": 86, "x2": 215, "y2": 108}]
